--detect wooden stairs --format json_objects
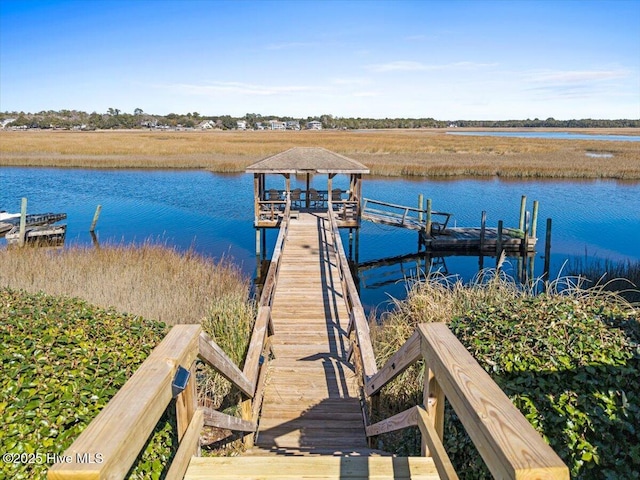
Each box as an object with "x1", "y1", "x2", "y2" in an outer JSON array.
[{"x1": 184, "y1": 456, "x2": 439, "y2": 479}]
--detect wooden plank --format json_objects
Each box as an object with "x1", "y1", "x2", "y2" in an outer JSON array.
[
  {"x1": 176, "y1": 364, "x2": 198, "y2": 441},
  {"x1": 198, "y1": 331, "x2": 253, "y2": 397},
  {"x1": 423, "y1": 368, "x2": 445, "y2": 456},
  {"x1": 48, "y1": 324, "x2": 201, "y2": 480},
  {"x1": 243, "y1": 306, "x2": 271, "y2": 390},
  {"x1": 416, "y1": 406, "x2": 459, "y2": 480},
  {"x1": 165, "y1": 408, "x2": 204, "y2": 480},
  {"x1": 185, "y1": 456, "x2": 439, "y2": 479},
  {"x1": 419, "y1": 323, "x2": 569, "y2": 480},
  {"x1": 365, "y1": 406, "x2": 418, "y2": 437},
  {"x1": 366, "y1": 330, "x2": 421, "y2": 396},
  {"x1": 202, "y1": 406, "x2": 256, "y2": 432}
]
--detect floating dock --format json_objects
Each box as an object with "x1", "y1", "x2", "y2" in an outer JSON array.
[{"x1": 362, "y1": 197, "x2": 537, "y2": 254}]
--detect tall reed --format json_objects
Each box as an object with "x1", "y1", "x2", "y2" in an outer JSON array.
[{"x1": 0, "y1": 243, "x2": 251, "y2": 325}]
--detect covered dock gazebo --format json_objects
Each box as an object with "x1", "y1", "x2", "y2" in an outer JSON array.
[{"x1": 246, "y1": 147, "x2": 369, "y2": 229}]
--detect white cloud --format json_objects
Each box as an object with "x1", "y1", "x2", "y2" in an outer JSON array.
[
  {"x1": 156, "y1": 81, "x2": 318, "y2": 96},
  {"x1": 265, "y1": 42, "x2": 321, "y2": 50},
  {"x1": 329, "y1": 77, "x2": 371, "y2": 86},
  {"x1": 529, "y1": 69, "x2": 629, "y2": 83},
  {"x1": 366, "y1": 60, "x2": 497, "y2": 72}
]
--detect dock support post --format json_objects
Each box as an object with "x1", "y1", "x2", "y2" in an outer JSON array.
[
  {"x1": 522, "y1": 211, "x2": 530, "y2": 256},
  {"x1": 348, "y1": 229, "x2": 354, "y2": 259},
  {"x1": 255, "y1": 229, "x2": 261, "y2": 258},
  {"x1": 18, "y1": 197, "x2": 27, "y2": 247},
  {"x1": 518, "y1": 195, "x2": 527, "y2": 232},
  {"x1": 531, "y1": 200, "x2": 539, "y2": 239},
  {"x1": 425, "y1": 198, "x2": 432, "y2": 238},
  {"x1": 543, "y1": 218, "x2": 552, "y2": 280},
  {"x1": 90, "y1": 205, "x2": 102, "y2": 232},
  {"x1": 480, "y1": 211, "x2": 486, "y2": 251},
  {"x1": 496, "y1": 220, "x2": 503, "y2": 268},
  {"x1": 418, "y1": 194, "x2": 424, "y2": 222}
]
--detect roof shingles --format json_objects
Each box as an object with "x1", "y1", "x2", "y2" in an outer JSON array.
[{"x1": 246, "y1": 147, "x2": 369, "y2": 174}]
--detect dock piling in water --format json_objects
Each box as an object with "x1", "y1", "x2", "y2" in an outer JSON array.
[
  {"x1": 19, "y1": 197, "x2": 27, "y2": 247},
  {"x1": 89, "y1": 205, "x2": 102, "y2": 232},
  {"x1": 518, "y1": 195, "x2": 527, "y2": 232},
  {"x1": 544, "y1": 218, "x2": 553, "y2": 280}
]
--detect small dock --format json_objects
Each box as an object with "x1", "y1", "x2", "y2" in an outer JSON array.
[{"x1": 362, "y1": 197, "x2": 537, "y2": 254}]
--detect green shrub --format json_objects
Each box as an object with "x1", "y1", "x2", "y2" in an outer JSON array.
[
  {"x1": 0, "y1": 288, "x2": 168, "y2": 479},
  {"x1": 372, "y1": 278, "x2": 640, "y2": 479}
]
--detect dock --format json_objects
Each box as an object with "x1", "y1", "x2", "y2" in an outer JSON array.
[
  {"x1": 47, "y1": 148, "x2": 566, "y2": 480},
  {"x1": 362, "y1": 198, "x2": 537, "y2": 254}
]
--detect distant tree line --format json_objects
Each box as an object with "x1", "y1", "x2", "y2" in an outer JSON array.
[{"x1": 1, "y1": 109, "x2": 637, "y2": 130}]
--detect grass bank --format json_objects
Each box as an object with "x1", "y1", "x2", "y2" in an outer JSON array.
[
  {"x1": 371, "y1": 275, "x2": 639, "y2": 478},
  {"x1": 2, "y1": 129, "x2": 639, "y2": 179}
]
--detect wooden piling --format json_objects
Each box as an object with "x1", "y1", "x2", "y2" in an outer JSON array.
[
  {"x1": 425, "y1": 199, "x2": 432, "y2": 238},
  {"x1": 479, "y1": 211, "x2": 487, "y2": 251},
  {"x1": 90, "y1": 205, "x2": 102, "y2": 232},
  {"x1": 543, "y1": 218, "x2": 552, "y2": 279},
  {"x1": 522, "y1": 211, "x2": 530, "y2": 255},
  {"x1": 496, "y1": 220, "x2": 503, "y2": 264},
  {"x1": 531, "y1": 200, "x2": 539, "y2": 239},
  {"x1": 518, "y1": 195, "x2": 527, "y2": 232},
  {"x1": 418, "y1": 194, "x2": 424, "y2": 223},
  {"x1": 18, "y1": 197, "x2": 27, "y2": 247}
]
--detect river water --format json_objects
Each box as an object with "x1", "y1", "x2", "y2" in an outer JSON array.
[{"x1": 1, "y1": 167, "x2": 639, "y2": 312}]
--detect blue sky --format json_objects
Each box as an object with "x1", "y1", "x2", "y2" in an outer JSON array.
[{"x1": 1, "y1": 0, "x2": 638, "y2": 120}]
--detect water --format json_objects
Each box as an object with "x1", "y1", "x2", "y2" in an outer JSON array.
[
  {"x1": 2, "y1": 168, "x2": 639, "y2": 313},
  {"x1": 447, "y1": 131, "x2": 640, "y2": 142}
]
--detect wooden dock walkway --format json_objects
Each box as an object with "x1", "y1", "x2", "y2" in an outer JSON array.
[{"x1": 251, "y1": 212, "x2": 371, "y2": 455}]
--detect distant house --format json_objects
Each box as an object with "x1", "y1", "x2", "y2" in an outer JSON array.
[
  {"x1": 286, "y1": 121, "x2": 301, "y2": 130},
  {"x1": 198, "y1": 120, "x2": 216, "y2": 130},
  {"x1": 306, "y1": 121, "x2": 322, "y2": 130},
  {"x1": 1, "y1": 118, "x2": 16, "y2": 129},
  {"x1": 268, "y1": 120, "x2": 287, "y2": 130},
  {"x1": 255, "y1": 122, "x2": 265, "y2": 130},
  {"x1": 237, "y1": 120, "x2": 247, "y2": 130}
]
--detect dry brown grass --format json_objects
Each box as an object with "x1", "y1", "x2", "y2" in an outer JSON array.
[
  {"x1": 1, "y1": 128, "x2": 638, "y2": 179},
  {"x1": 0, "y1": 243, "x2": 252, "y2": 326}
]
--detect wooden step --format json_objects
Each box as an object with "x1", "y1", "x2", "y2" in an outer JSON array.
[{"x1": 184, "y1": 456, "x2": 440, "y2": 479}]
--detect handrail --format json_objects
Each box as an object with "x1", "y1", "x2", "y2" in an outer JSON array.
[
  {"x1": 327, "y1": 203, "x2": 378, "y2": 381},
  {"x1": 364, "y1": 323, "x2": 569, "y2": 480},
  {"x1": 49, "y1": 310, "x2": 275, "y2": 478},
  {"x1": 258, "y1": 195, "x2": 291, "y2": 309},
  {"x1": 48, "y1": 325, "x2": 202, "y2": 480},
  {"x1": 362, "y1": 197, "x2": 452, "y2": 231}
]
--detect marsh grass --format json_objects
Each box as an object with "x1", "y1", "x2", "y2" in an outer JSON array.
[
  {"x1": 566, "y1": 257, "x2": 640, "y2": 304},
  {"x1": 0, "y1": 243, "x2": 251, "y2": 325},
  {"x1": 2, "y1": 129, "x2": 639, "y2": 179}
]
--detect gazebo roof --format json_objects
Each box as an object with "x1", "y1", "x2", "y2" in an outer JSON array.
[{"x1": 245, "y1": 147, "x2": 369, "y2": 174}]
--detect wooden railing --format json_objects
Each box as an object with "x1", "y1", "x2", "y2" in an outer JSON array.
[
  {"x1": 327, "y1": 203, "x2": 568, "y2": 479},
  {"x1": 326, "y1": 204, "x2": 378, "y2": 412},
  {"x1": 362, "y1": 197, "x2": 452, "y2": 234},
  {"x1": 365, "y1": 324, "x2": 568, "y2": 479},
  {"x1": 49, "y1": 300, "x2": 278, "y2": 479}
]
